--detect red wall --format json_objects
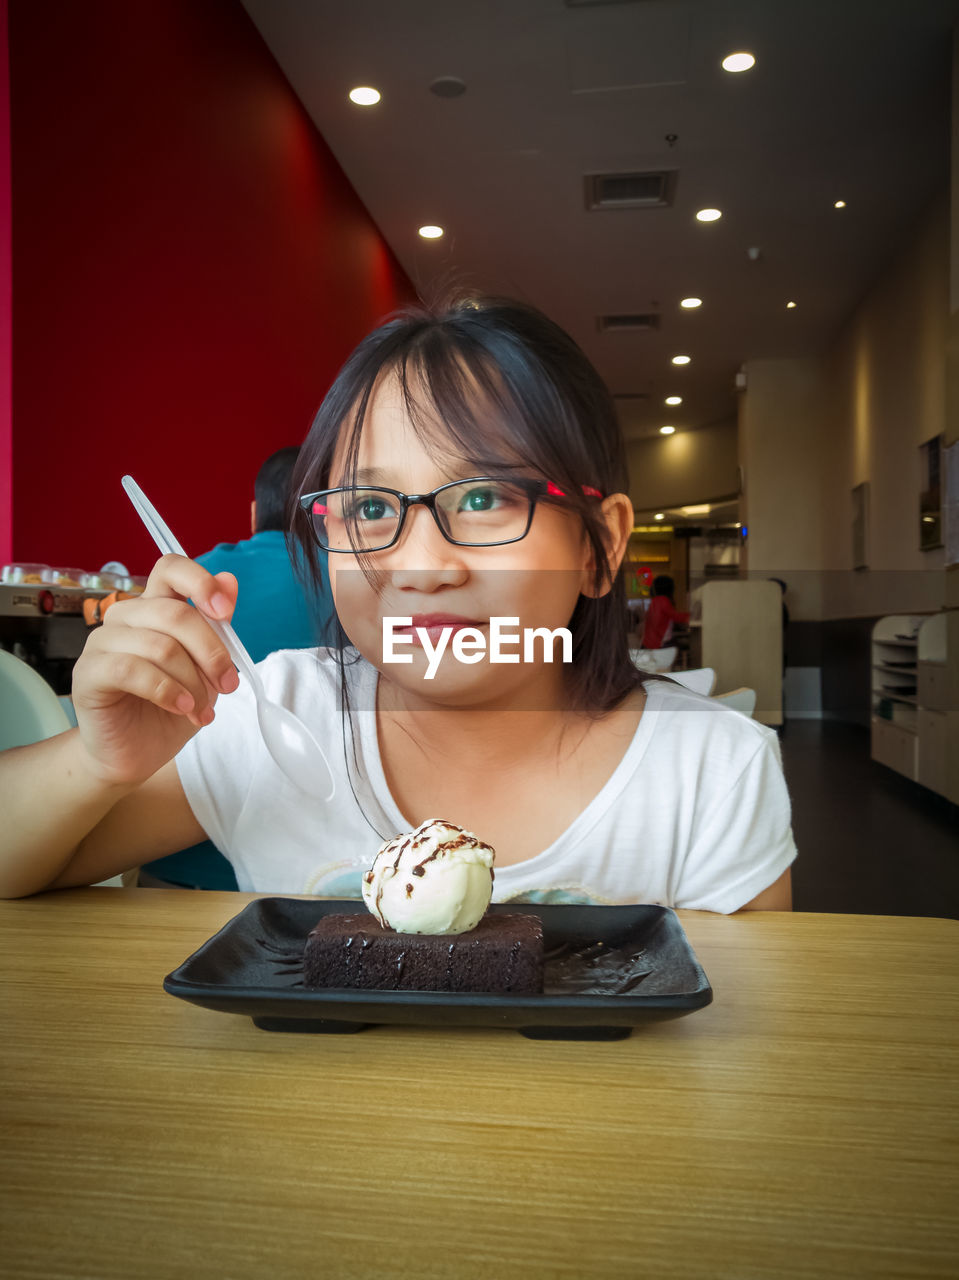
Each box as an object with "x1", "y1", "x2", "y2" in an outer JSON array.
[
  {"x1": 7, "y1": 0, "x2": 413, "y2": 572},
  {"x1": 1, "y1": 0, "x2": 11, "y2": 566}
]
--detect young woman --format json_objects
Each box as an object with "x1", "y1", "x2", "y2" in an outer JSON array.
[{"x1": 0, "y1": 296, "x2": 794, "y2": 910}]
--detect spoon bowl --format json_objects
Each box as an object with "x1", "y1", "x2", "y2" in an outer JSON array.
[
  {"x1": 240, "y1": 656, "x2": 336, "y2": 800},
  {"x1": 121, "y1": 475, "x2": 335, "y2": 802}
]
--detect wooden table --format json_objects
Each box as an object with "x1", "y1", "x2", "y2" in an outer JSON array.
[{"x1": 1, "y1": 891, "x2": 956, "y2": 1279}]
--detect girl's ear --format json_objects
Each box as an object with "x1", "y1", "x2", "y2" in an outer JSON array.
[{"x1": 580, "y1": 493, "x2": 634, "y2": 598}]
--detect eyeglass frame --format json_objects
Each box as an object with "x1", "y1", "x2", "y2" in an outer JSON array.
[{"x1": 297, "y1": 476, "x2": 603, "y2": 553}]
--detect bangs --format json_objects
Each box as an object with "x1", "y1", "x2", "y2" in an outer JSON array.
[{"x1": 330, "y1": 320, "x2": 596, "y2": 500}]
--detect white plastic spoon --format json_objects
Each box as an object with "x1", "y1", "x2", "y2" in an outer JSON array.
[{"x1": 121, "y1": 475, "x2": 335, "y2": 802}]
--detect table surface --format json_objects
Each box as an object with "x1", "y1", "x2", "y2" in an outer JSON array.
[{"x1": 1, "y1": 890, "x2": 956, "y2": 1280}]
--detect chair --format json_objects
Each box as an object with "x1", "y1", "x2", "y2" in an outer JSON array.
[
  {"x1": 629, "y1": 645, "x2": 677, "y2": 674},
  {"x1": 0, "y1": 649, "x2": 126, "y2": 885},
  {"x1": 668, "y1": 667, "x2": 717, "y2": 696},
  {"x1": 712, "y1": 687, "x2": 757, "y2": 717},
  {"x1": 0, "y1": 649, "x2": 71, "y2": 750}
]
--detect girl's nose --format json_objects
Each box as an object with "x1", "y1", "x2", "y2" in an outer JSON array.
[{"x1": 386, "y1": 503, "x2": 469, "y2": 589}]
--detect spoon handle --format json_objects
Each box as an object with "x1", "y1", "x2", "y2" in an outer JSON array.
[{"x1": 120, "y1": 475, "x2": 262, "y2": 691}]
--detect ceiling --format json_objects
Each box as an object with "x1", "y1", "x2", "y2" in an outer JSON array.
[{"x1": 240, "y1": 0, "x2": 955, "y2": 450}]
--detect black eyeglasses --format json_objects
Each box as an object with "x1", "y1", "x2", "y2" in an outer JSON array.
[
  {"x1": 297, "y1": 476, "x2": 607, "y2": 553},
  {"x1": 298, "y1": 477, "x2": 552, "y2": 553}
]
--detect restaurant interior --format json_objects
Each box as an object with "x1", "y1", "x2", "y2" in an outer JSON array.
[{"x1": 1, "y1": 5, "x2": 957, "y2": 1278}]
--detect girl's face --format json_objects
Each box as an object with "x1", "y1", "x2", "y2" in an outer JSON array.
[{"x1": 326, "y1": 374, "x2": 632, "y2": 708}]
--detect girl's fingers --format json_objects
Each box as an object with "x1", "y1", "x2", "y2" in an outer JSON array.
[
  {"x1": 102, "y1": 592, "x2": 240, "y2": 696},
  {"x1": 78, "y1": 646, "x2": 217, "y2": 728},
  {"x1": 83, "y1": 623, "x2": 233, "y2": 724},
  {"x1": 143, "y1": 554, "x2": 238, "y2": 623}
]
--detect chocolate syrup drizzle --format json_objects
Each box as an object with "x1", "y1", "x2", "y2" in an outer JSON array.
[
  {"x1": 256, "y1": 935, "x2": 305, "y2": 988},
  {"x1": 369, "y1": 821, "x2": 495, "y2": 922}
]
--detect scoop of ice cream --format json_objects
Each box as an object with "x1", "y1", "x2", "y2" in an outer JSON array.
[{"x1": 361, "y1": 818, "x2": 495, "y2": 935}]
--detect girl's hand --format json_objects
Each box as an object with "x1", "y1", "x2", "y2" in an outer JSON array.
[{"x1": 71, "y1": 554, "x2": 241, "y2": 787}]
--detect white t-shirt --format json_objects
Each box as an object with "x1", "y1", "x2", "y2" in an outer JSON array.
[{"x1": 175, "y1": 649, "x2": 797, "y2": 913}]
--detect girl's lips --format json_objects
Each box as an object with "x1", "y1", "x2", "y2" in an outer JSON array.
[{"x1": 392, "y1": 615, "x2": 488, "y2": 646}]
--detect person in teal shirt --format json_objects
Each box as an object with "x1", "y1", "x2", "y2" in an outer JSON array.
[
  {"x1": 196, "y1": 446, "x2": 334, "y2": 661},
  {"x1": 141, "y1": 446, "x2": 334, "y2": 889}
]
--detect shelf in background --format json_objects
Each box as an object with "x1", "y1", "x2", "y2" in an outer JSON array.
[{"x1": 871, "y1": 613, "x2": 956, "y2": 801}]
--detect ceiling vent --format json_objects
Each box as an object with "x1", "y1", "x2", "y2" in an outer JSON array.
[
  {"x1": 598, "y1": 313, "x2": 660, "y2": 332},
  {"x1": 586, "y1": 170, "x2": 676, "y2": 210}
]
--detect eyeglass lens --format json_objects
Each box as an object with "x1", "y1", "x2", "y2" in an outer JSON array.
[{"x1": 310, "y1": 480, "x2": 534, "y2": 550}]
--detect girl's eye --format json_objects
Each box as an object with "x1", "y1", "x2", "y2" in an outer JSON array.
[
  {"x1": 457, "y1": 484, "x2": 512, "y2": 513},
  {"x1": 348, "y1": 494, "x2": 396, "y2": 521}
]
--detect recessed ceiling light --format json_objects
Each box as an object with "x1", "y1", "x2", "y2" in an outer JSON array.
[
  {"x1": 349, "y1": 86, "x2": 381, "y2": 106},
  {"x1": 429, "y1": 76, "x2": 467, "y2": 98},
  {"x1": 671, "y1": 355, "x2": 691, "y2": 366},
  {"x1": 834, "y1": 200, "x2": 847, "y2": 209},
  {"x1": 418, "y1": 225, "x2": 444, "y2": 239},
  {"x1": 654, "y1": 513, "x2": 665, "y2": 521},
  {"x1": 660, "y1": 425, "x2": 676, "y2": 435},
  {"x1": 665, "y1": 395, "x2": 682, "y2": 406},
  {"x1": 696, "y1": 208, "x2": 722, "y2": 222},
  {"x1": 786, "y1": 300, "x2": 797, "y2": 309},
  {"x1": 722, "y1": 52, "x2": 755, "y2": 73},
  {"x1": 680, "y1": 297, "x2": 702, "y2": 309}
]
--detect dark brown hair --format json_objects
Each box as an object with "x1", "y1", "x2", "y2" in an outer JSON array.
[
  {"x1": 289, "y1": 294, "x2": 646, "y2": 713},
  {"x1": 254, "y1": 446, "x2": 300, "y2": 532}
]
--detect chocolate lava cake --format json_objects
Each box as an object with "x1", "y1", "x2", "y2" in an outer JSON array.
[{"x1": 303, "y1": 912, "x2": 544, "y2": 994}]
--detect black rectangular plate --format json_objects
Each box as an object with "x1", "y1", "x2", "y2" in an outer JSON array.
[{"x1": 164, "y1": 899, "x2": 712, "y2": 1040}]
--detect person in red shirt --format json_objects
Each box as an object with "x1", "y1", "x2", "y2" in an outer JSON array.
[{"x1": 642, "y1": 575, "x2": 690, "y2": 649}]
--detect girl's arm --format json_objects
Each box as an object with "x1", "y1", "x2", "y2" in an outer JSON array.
[
  {"x1": 678, "y1": 732, "x2": 797, "y2": 913},
  {"x1": 0, "y1": 742, "x2": 203, "y2": 897},
  {"x1": 738, "y1": 866, "x2": 792, "y2": 910},
  {"x1": 0, "y1": 554, "x2": 239, "y2": 898}
]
